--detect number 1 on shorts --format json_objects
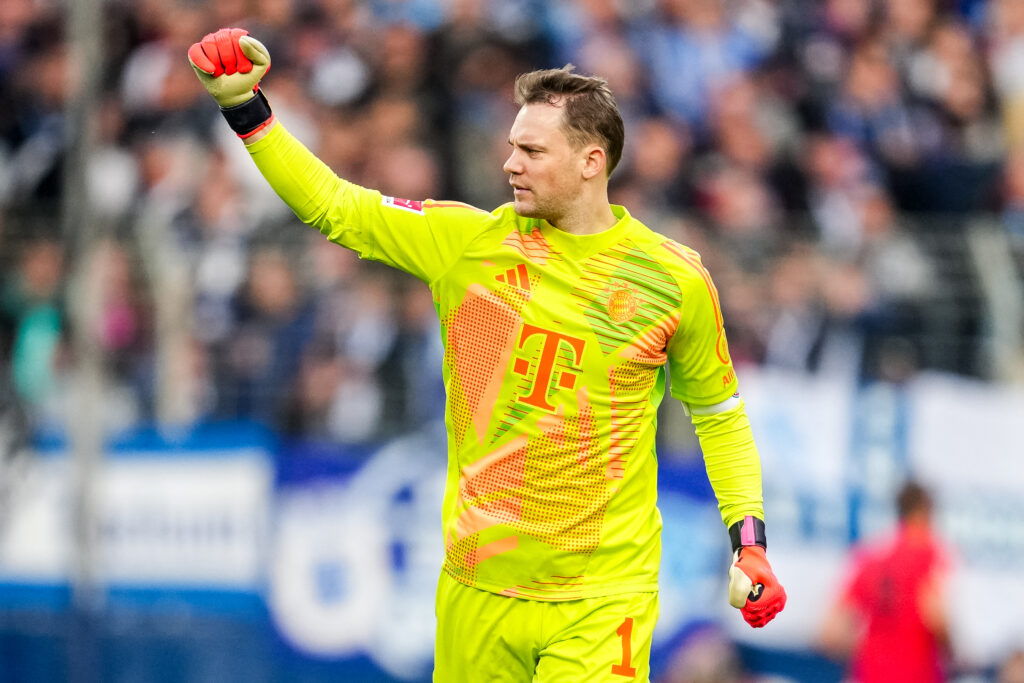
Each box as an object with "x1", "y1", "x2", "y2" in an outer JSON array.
[{"x1": 611, "y1": 617, "x2": 637, "y2": 677}]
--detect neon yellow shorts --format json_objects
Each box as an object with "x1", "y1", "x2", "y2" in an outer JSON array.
[{"x1": 433, "y1": 570, "x2": 659, "y2": 682}]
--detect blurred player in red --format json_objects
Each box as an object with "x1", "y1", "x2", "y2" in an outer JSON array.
[{"x1": 820, "y1": 480, "x2": 953, "y2": 682}]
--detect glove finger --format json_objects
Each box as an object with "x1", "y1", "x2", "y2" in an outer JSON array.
[
  {"x1": 187, "y1": 42, "x2": 217, "y2": 75},
  {"x1": 229, "y1": 28, "x2": 253, "y2": 74},
  {"x1": 746, "y1": 603, "x2": 781, "y2": 627},
  {"x1": 745, "y1": 611, "x2": 772, "y2": 628},
  {"x1": 200, "y1": 33, "x2": 224, "y2": 77},
  {"x1": 742, "y1": 586, "x2": 785, "y2": 627},
  {"x1": 742, "y1": 602, "x2": 775, "y2": 627},
  {"x1": 238, "y1": 36, "x2": 271, "y2": 69},
  {"x1": 215, "y1": 29, "x2": 238, "y2": 75}
]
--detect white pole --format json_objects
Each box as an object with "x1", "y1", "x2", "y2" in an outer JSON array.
[{"x1": 62, "y1": 0, "x2": 105, "y2": 678}]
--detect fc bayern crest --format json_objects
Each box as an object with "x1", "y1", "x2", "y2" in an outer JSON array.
[{"x1": 607, "y1": 282, "x2": 638, "y2": 323}]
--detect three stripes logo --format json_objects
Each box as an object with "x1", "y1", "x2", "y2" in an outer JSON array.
[{"x1": 495, "y1": 263, "x2": 531, "y2": 292}]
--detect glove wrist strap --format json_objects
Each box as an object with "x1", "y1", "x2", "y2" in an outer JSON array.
[
  {"x1": 220, "y1": 89, "x2": 274, "y2": 138},
  {"x1": 729, "y1": 515, "x2": 767, "y2": 552}
]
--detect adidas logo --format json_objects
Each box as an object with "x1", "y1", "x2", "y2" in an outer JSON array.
[{"x1": 495, "y1": 263, "x2": 531, "y2": 292}]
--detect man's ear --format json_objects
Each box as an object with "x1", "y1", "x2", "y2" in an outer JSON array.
[{"x1": 581, "y1": 145, "x2": 607, "y2": 180}]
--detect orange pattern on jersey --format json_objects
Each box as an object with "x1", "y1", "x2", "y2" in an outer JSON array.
[
  {"x1": 445, "y1": 284, "x2": 521, "y2": 447},
  {"x1": 661, "y1": 240, "x2": 733, "y2": 364},
  {"x1": 607, "y1": 361, "x2": 659, "y2": 480},
  {"x1": 467, "y1": 536, "x2": 519, "y2": 568},
  {"x1": 445, "y1": 388, "x2": 609, "y2": 596},
  {"x1": 455, "y1": 435, "x2": 529, "y2": 539},
  {"x1": 661, "y1": 241, "x2": 724, "y2": 332},
  {"x1": 521, "y1": 393, "x2": 607, "y2": 555},
  {"x1": 619, "y1": 312, "x2": 681, "y2": 365},
  {"x1": 460, "y1": 434, "x2": 529, "y2": 496},
  {"x1": 447, "y1": 435, "x2": 528, "y2": 585},
  {"x1": 502, "y1": 227, "x2": 556, "y2": 265}
]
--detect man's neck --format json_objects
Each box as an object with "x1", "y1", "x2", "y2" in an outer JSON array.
[{"x1": 550, "y1": 200, "x2": 618, "y2": 236}]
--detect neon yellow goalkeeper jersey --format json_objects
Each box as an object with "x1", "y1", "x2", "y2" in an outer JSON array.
[{"x1": 249, "y1": 124, "x2": 743, "y2": 601}]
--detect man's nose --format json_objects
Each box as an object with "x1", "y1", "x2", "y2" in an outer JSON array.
[{"x1": 503, "y1": 150, "x2": 521, "y2": 175}]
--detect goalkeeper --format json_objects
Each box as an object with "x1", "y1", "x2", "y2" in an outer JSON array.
[{"x1": 188, "y1": 28, "x2": 786, "y2": 681}]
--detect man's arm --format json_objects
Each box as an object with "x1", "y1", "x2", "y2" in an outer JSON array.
[
  {"x1": 187, "y1": 28, "x2": 490, "y2": 282},
  {"x1": 818, "y1": 596, "x2": 860, "y2": 659},
  {"x1": 919, "y1": 569, "x2": 952, "y2": 654},
  {"x1": 662, "y1": 246, "x2": 786, "y2": 627},
  {"x1": 689, "y1": 398, "x2": 763, "y2": 526},
  {"x1": 187, "y1": 29, "x2": 349, "y2": 233},
  {"x1": 689, "y1": 398, "x2": 787, "y2": 628}
]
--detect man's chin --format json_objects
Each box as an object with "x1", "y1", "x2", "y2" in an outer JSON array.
[{"x1": 512, "y1": 199, "x2": 539, "y2": 218}]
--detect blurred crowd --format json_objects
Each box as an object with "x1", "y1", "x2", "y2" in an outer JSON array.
[{"x1": 0, "y1": 0, "x2": 1021, "y2": 442}]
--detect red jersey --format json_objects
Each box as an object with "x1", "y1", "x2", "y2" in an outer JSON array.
[{"x1": 844, "y1": 524, "x2": 950, "y2": 683}]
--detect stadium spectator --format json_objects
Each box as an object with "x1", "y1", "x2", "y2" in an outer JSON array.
[
  {"x1": 0, "y1": 238, "x2": 65, "y2": 409},
  {"x1": 218, "y1": 246, "x2": 316, "y2": 423},
  {"x1": 988, "y1": 0, "x2": 1024, "y2": 150},
  {"x1": 640, "y1": 0, "x2": 769, "y2": 133},
  {"x1": 827, "y1": 37, "x2": 920, "y2": 170}
]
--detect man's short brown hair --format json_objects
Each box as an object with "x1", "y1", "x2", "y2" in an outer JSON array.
[
  {"x1": 513, "y1": 65, "x2": 625, "y2": 176},
  {"x1": 897, "y1": 480, "x2": 933, "y2": 521}
]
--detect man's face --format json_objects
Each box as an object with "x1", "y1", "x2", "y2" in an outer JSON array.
[{"x1": 503, "y1": 102, "x2": 585, "y2": 223}]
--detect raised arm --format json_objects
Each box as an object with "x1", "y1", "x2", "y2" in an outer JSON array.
[
  {"x1": 187, "y1": 28, "x2": 493, "y2": 283},
  {"x1": 187, "y1": 28, "x2": 342, "y2": 231}
]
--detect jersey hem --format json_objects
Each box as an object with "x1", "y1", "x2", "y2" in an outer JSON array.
[{"x1": 442, "y1": 565, "x2": 659, "y2": 602}]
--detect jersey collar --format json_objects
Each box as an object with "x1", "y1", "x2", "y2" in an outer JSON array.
[{"x1": 535, "y1": 205, "x2": 635, "y2": 260}]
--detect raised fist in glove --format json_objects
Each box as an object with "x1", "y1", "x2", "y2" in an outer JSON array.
[
  {"x1": 187, "y1": 28, "x2": 270, "y2": 108},
  {"x1": 728, "y1": 545, "x2": 786, "y2": 627}
]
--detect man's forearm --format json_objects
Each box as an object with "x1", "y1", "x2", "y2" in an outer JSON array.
[
  {"x1": 691, "y1": 399, "x2": 764, "y2": 527},
  {"x1": 244, "y1": 120, "x2": 346, "y2": 232}
]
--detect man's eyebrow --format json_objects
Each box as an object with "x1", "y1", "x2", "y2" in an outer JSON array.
[{"x1": 509, "y1": 138, "x2": 544, "y2": 149}]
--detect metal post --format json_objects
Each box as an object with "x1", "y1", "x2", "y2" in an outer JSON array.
[
  {"x1": 967, "y1": 221, "x2": 1024, "y2": 382},
  {"x1": 62, "y1": 0, "x2": 105, "y2": 679}
]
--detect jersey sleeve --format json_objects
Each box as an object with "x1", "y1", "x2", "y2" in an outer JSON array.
[
  {"x1": 658, "y1": 242, "x2": 762, "y2": 526},
  {"x1": 245, "y1": 123, "x2": 493, "y2": 283},
  {"x1": 691, "y1": 401, "x2": 765, "y2": 526},
  {"x1": 663, "y1": 244, "x2": 739, "y2": 405}
]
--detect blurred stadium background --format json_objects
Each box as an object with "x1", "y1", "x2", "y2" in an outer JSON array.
[{"x1": 1, "y1": 0, "x2": 1023, "y2": 681}]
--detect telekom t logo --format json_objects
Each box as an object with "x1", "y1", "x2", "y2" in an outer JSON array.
[{"x1": 512, "y1": 324, "x2": 586, "y2": 411}]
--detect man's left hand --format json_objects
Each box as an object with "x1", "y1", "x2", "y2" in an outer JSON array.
[{"x1": 728, "y1": 545, "x2": 786, "y2": 627}]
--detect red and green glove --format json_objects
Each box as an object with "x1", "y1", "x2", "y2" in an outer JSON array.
[
  {"x1": 727, "y1": 516, "x2": 787, "y2": 627},
  {"x1": 187, "y1": 28, "x2": 274, "y2": 138}
]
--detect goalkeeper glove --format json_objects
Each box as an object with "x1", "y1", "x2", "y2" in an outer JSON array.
[
  {"x1": 187, "y1": 28, "x2": 274, "y2": 138},
  {"x1": 727, "y1": 516, "x2": 786, "y2": 627}
]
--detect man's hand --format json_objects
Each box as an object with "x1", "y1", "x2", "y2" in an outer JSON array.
[
  {"x1": 188, "y1": 28, "x2": 270, "y2": 108},
  {"x1": 728, "y1": 545, "x2": 786, "y2": 627}
]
